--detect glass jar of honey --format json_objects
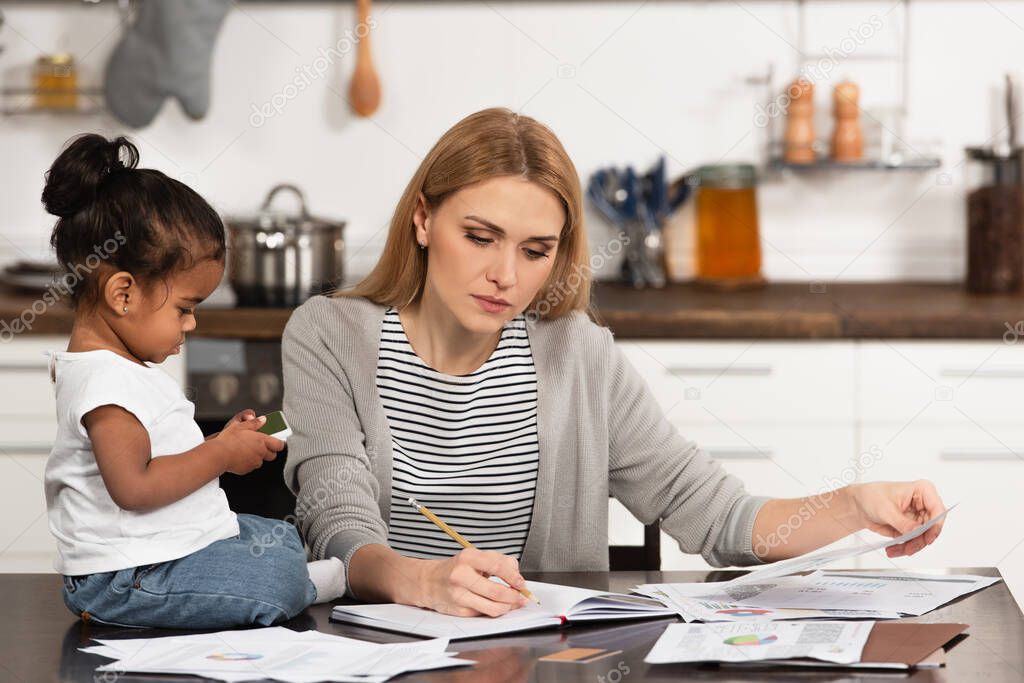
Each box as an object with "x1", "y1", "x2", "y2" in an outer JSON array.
[
  {"x1": 694, "y1": 163, "x2": 764, "y2": 288},
  {"x1": 34, "y1": 54, "x2": 78, "y2": 111}
]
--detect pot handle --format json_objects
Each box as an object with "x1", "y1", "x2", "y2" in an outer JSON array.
[{"x1": 260, "y1": 184, "x2": 311, "y2": 219}]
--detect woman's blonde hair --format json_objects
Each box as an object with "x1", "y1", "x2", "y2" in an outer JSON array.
[{"x1": 336, "y1": 107, "x2": 590, "y2": 320}]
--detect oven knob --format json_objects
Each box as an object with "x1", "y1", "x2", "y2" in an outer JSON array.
[
  {"x1": 252, "y1": 372, "x2": 280, "y2": 405},
  {"x1": 209, "y1": 374, "x2": 240, "y2": 405}
]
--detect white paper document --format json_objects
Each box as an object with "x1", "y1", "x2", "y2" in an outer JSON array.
[
  {"x1": 727, "y1": 506, "x2": 955, "y2": 586},
  {"x1": 83, "y1": 626, "x2": 472, "y2": 683},
  {"x1": 645, "y1": 621, "x2": 874, "y2": 665},
  {"x1": 634, "y1": 584, "x2": 902, "y2": 622},
  {"x1": 637, "y1": 570, "x2": 999, "y2": 619},
  {"x1": 720, "y1": 570, "x2": 999, "y2": 616}
]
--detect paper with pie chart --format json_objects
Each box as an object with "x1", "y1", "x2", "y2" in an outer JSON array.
[
  {"x1": 86, "y1": 626, "x2": 471, "y2": 682},
  {"x1": 644, "y1": 621, "x2": 874, "y2": 664}
]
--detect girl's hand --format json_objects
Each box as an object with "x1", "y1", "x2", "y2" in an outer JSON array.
[
  {"x1": 849, "y1": 480, "x2": 945, "y2": 558},
  {"x1": 203, "y1": 409, "x2": 259, "y2": 441},
  {"x1": 416, "y1": 548, "x2": 530, "y2": 617},
  {"x1": 224, "y1": 408, "x2": 258, "y2": 430},
  {"x1": 214, "y1": 414, "x2": 284, "y2": 475}
]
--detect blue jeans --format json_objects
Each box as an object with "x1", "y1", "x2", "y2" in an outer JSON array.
[{"x1": 61, "y1": 514, "x2": 316, "y2": 629}]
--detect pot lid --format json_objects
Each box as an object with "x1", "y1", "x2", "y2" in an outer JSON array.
[{"x1": 231, "y1": 184, "x2": 345, "y2": 232}]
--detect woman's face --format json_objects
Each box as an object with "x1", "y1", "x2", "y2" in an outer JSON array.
[{"x1": 415, "y1": 176, "x2": 565, "y2": 334}]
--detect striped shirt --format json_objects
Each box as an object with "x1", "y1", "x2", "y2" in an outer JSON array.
[{"x1": 377, "y1": 307, "x2": 539, "y2": 560}]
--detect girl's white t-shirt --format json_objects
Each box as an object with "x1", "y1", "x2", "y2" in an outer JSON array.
[{"x1": 44, "y1": 349, "x2": 239, "y2": 576}]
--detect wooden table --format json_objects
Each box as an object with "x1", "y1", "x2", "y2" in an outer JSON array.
[{"x1": 2, "y1": 568, "x2": 1020, "y2": 682}]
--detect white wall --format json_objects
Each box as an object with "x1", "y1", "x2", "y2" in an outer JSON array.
[{"x1": 0, "y1": 1, "x2": 1019, "y2": 282}]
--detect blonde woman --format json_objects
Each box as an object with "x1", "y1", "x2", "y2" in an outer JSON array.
[{"x1": 282, "y1": 108, "x2": 944, "y2": 618}]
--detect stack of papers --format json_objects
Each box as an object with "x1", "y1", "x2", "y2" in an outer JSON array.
[
  {"x1": 635, "y1": 570, "x2": 1000, "y2": 622},
  {"x1": 81, "y1": 626, "x2": 472, "y2": 682},
  {"x1": 633, "y1": 506, "x2": 999, "y2": 623}
]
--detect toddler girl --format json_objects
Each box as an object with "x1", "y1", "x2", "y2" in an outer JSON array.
[{"x1": 42, "y1": 134, "x2": 345, "y2": 628}]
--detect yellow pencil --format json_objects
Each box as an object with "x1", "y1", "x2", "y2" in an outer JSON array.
[{"x1": 407, "y1": 497, "x2": 540, "y2": 605}]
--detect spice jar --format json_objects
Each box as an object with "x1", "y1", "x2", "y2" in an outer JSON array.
[
  {"x1": 965, "y1": 147, "x2": 1024, "y2": 293},
  {"x1": 34, "y1": 54, "x2": 78, "y2": 110},
  {"x1": 694, "y1": 163, "x2": 764, "y2": 288}
]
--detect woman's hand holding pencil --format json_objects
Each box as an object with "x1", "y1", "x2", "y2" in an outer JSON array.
[{"x1": 408, "y1": 498, "x2": 538, "y2": 618}]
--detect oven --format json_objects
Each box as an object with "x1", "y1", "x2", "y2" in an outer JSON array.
[{"x1": 187, "y1": 338, "x2": 295, "y2": 521}]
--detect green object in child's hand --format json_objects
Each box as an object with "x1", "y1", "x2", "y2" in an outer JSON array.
[{"x1": 257, "y1": 410, "x2": 292, "y2": 442}]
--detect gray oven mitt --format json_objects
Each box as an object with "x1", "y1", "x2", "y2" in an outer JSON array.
[{"x1": 104, "y1": 0, "x2": 231, "y2": 128}]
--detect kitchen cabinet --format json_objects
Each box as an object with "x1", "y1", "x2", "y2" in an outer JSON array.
[
  {"x1": 0, "y1": 336, "x2": 63, "y2": 416},
  {"x1": 660, "y1": 422, "x2": 860, "y2": 570},
  {"x1": 616, "y1": 341, "x2": 855, "y2": 424},
  {"x1": 858, "y1": 423, "x2": 1024, "y2": 570},
  {"x1": 0, "y1": 336, "x2": 185, "y2": 573},
  {"x1": 0, "y1": 438, "x2": 53, "y2": 572},
  {"x1": 0, "y1": 337, "x2": 64, "y2": 573},
  {"x1": 858, "y1": 341, "x2": 1024, "y2": 424},
  {"x1": 857, "y1": 342, "x2": 1024, "y2": 575},
  {"x1": 614, "y1": 339, "x2": 1023, "y2": 576},
  {"x1": 614, "y1": 340, "x2": 860, "y2": 571}
]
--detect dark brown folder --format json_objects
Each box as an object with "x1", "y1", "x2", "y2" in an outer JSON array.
[
  {"x1": 859, "y1": 622, "x2": 968, "y2": 667},
  {"x1": 724, "y1": 622, "x2": 969, "y2": 671}
]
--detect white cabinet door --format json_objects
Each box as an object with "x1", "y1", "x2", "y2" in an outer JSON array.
[
  {"x1": 858, "y1": 341, "x2": 1024, "y2": 574},
  {"x1": 0, "y1": 416, "x2": 58, "y2": 572},
  {"x1": 859, "y1": 423, "x2": 1024, "y2": 571},
  {"x1": 656, "y1": 423, "x2": 859, "y2": 571},
  {"x1": 858, "y1": 341, "x2": 1024, "y2": 424},
  {"x1": 616, "y1": 341, "x2": 856, "y2": 425},
  {"x1": 610, "y1": 341, "x2": 860, "y2": 571},
  {"x1": 0, "y1": 337, "x2": 63, "y2": 573},
  {"x1": 0, "y1": 449, "x2": 55, "y2": 573},
  {"x1": 0, "y1": 335, "x2": 64, "y2": 417}
]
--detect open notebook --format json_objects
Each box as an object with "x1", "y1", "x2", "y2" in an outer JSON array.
[{"x1": 331, "y1": 580, "x2": 676, "y2": 639}]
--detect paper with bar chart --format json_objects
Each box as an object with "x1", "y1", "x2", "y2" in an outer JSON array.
[{"x1": 635, "y1": 570, "x2": 1000, "y2": 618}]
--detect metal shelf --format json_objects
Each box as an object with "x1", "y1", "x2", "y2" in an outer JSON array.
[
  {"x1": 0, "y1": 86, "x2": 105, "y2": 116},
  {"x1": 767, "y1": 156, "x2": 942, "y2": 172}
]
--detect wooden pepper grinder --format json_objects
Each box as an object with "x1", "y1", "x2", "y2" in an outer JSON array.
[
  {"x1": 831, "y1": 80, "x2": 863, "y2": 161},
  {"x1": 784, "y1": 78, "x2": 815, "y2": 164}
]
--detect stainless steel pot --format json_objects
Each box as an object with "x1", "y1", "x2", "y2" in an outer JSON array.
[{"x1": 227, "y1": 184, "x2": 345, "y2": 307}]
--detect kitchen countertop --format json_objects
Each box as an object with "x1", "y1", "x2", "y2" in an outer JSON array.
[
  {"x1": 1, "y1": 281, "x2": 1022, "y2": 340},
  {"x1": 592, "y1": 281, "x2": 1024, "y2": 339}
]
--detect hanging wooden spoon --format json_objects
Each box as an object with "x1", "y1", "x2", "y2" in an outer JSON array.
[{"x1": 349, "y1": 0, "x2": 381, "y2": 117}]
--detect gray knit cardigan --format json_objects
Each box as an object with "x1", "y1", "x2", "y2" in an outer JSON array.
[{"x1": 281, "y1": 295, "x2": 767, "y2": 594}]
